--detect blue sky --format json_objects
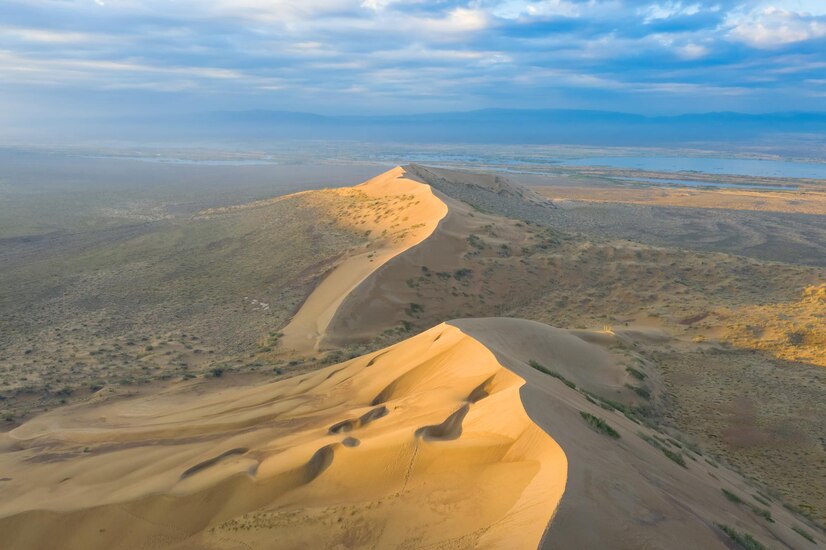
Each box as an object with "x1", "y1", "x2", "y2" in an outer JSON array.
[{"x1": 1, "y1": 0, "x2": 826, "y2": 124}]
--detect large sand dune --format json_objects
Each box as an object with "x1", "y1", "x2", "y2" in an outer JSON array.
[
  {"x1": 282, "y1": 165, "x2": 561, "y2": 350},
  {"x1": 3, "y1": 165, "x2": 823, "y2": 550},
  {"x1": 2, "y1": 318, "x2": 817, "y2": 549},
  {"x1": 279, "y1": 166, "x2": 448, "y2": 353},
  {"x1": 0, "y1": 321, "x2": 568, "y2": 549}
]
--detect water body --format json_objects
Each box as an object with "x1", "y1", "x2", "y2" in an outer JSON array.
[
  {"x1": 614, "y1": 176, "x2": 797, "y2": 191},
  {"x1": 562, "y1": 156, "x2": 826, "y2": 179}
]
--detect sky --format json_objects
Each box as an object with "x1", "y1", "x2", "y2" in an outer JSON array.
[{"x1": 1, "y1": 0, "x2": 826, "y2": 127}]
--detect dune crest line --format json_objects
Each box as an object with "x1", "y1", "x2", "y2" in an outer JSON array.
[{"x1": 279, "y1": 166, "x2": 448, "y2": 353}]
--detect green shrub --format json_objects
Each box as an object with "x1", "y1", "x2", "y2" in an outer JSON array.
[
  {"x1": 750, "y1": 507, "x2": 773, "y2": 523},
  {"x1": 626, "y1": 366, "x2": 647, "y2": 380},
  {"x1": 751, "y1": 494, "x2": 770, "y2": 506},
  {"x1": 722, "y1": 488, "x2": 744, "y2": 504},
  {"x1": 529, "y1": 360, "x2": 576, "y2": 388},
  {"x1": 453, "y1": 268, "x2": 473, "y2": 281},
  {"x1": 716, "y1": 524, "x2": 766, "y2": 550},
  {"x1": 792, "y1": 526, "x2": 816, "y2": 544},
  {"x1": 663, "y1": 448, "x2": 687, "y2": 468},
  {"x1": 580, "y1": 411, "x2": 620, "y2": 439},
  {"x1": 626, "y1": 383, "x2": 651, "y2": 399}
]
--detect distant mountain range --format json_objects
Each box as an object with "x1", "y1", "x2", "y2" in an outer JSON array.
[{"x1": 135, "y1": 108, "x2": 826, "y2": 145}]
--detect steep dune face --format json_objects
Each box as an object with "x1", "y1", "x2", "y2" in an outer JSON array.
[
  {"x1": 279, "y1": 166, "x2": 447, "y2": 354},
  {"x1": 454, "y1": 318, "x2": 824, "y2": 550},
  {"x1": 0, "y1": 322, "x2": 566, "y2": 550}
]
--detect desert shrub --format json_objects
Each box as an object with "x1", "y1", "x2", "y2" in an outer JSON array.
[
  {"x1": 663, "y1": 448, "x2": 687, "y2": 468},
  {"x1": 529, "y1": 360, "x2": 577, "y2": 389},
  {"x1": 528, "y1": 359, "x2": 552, "y2": 375},
  {"x1": 715, "y1": 524, "x2": 766, "y2": 550},
  {"x1": 453, "y1": 268, "x2": 473, "y2": 281},
  {"x1": 787, "y1": 329, "x2": 806, "y2": 345},
  {"x1": 750, "y1": 507, "x2": 773, "y2": 523},
  {"x1": 626, "y1": 366, "x2": 647, "y2": 380},
  {"x1": 210, "y1": 367, "x2": 224, "y2": 378},
  {"x1": 626, "y1": 383, "x2": 651, "y2": 399},
  {"x1": 723, "y1": 488, "x2": 744, "y2": 504},
  {"x1": 466, "y1": 234, "x2": 485, "y2": 249},
  {"x1": 640, "y1": 432, "x2": 687, "y2": 467},
  {"x1": 792, "y1": 526, "x2": 816, "y2": 543},
  {"x1": 580, "y1": 411, "x2": 620, "y2": 438}
]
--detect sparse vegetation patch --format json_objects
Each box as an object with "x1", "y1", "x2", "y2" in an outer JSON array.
[{"x1": 580, "y1": 411, "x2": 620, "y2": 439}]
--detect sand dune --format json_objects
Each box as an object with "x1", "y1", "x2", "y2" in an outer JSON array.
[
  {"x1": 0, "y1": 321, "x2": 568, "y2": 549},
  {"x1": 320, "y1": 167, "x2": 559, "y2": 349},
  {"x1": 454, "y1": 318, "x2": 824, "y2": 550},
  {"x1": 279, "y1": 166, "x2": 447, "y2": 354},
  {"x1": 3, "y1": 165, "x2": 823, "y2": 550},
  {"x1": 2, "y1": 318, "x2": 819, "y2": 549}
]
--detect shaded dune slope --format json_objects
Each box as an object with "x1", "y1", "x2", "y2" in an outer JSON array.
[
  {"x1": 454, "y1": 318, "x2": 824, "y2": 550},
  {"x1": 0, "y1": 322, "x2": 568, "y2": 550}
]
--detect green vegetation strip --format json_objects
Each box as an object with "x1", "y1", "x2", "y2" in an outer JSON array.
[
  {"x1": 715, "y1": 524, "x2": 767, "y2": 550},
  {"x1": 721, "y1": 489, "x2": 774, "y2": 523},
  {"x1": 792, "y1": 526, "x2": 816, "y2": 544},
  {"x1": 580, "y1": 411, "x2": 620, "y2": 439},
  {"x1": 638, "y1": 432, "x2": 687, "y2": 468},
  {"x1": 528, "y1": 360, "x2": 576, "y2": 389}
]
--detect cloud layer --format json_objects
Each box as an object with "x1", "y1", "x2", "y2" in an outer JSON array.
[{"x1": 1, "y1": 0, "x2": 825, "y2": 123}]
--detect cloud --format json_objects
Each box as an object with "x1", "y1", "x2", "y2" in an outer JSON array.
[
  {"x1": 492, "y1": 0, "x2": 584, "y2": 19},
  {"x1": 0, "y1": 0, "x2": 825, "y2": 117},
  {"x1": 639, "y1": 2, "x2": 702, "y2": 23},
  {"x1": 728, "y1": 7, "x2": 826, "y2": 48}
]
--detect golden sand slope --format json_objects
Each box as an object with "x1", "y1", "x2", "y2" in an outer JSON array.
[
  {"x1": 279, "y1": 167, "x2": 448, "y2": 354},
  {"x1": 0, "y1": 322, "x2": 566, "y2": 550}
]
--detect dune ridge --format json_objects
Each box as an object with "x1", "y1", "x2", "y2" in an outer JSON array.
[
  {"x1": 0, "y1": 322, "x2": 568, "y2": 549},
  {"x1": 3, "y1": 165, "x2": 823, "y2": 550},
  {"x1": 279, "y1": 166, "x2": 448, "y2": 353}
]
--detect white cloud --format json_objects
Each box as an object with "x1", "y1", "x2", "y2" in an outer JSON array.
[
  {"x1": 0, "y1": 27, "x2": 104, "y2": 44},
  {"x1": 492, "y1": 0, "x2": 583, "y2": 19},
  {"x1": 728, "y1": 7, "x2": 826, "y2": 48},
  {"x1": 677, "y1": 42, "x2": 708, "y2": 59},
  {"x1": 639, "y1": 2, "x2": 701, "y2": 23}
]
